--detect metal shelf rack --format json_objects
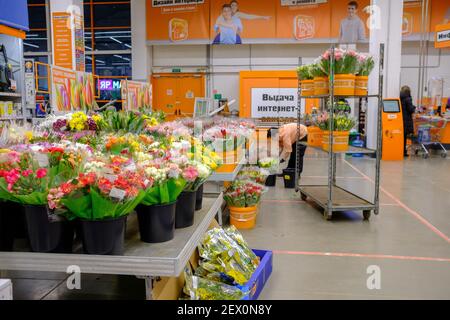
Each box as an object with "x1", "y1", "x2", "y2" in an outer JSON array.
[
  {"x1": 295, "y1": 44, "x2": 385, "y2": 221},
  {"x1": 0, "y1": 195, "x2": 223, "y2": 300}
]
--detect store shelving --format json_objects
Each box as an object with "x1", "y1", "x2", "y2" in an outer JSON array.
[
  {"x1": 0, "y1": 194, "x2": 223, "y2": 300},
  {"x1": 295, "y1": 44, "x2": 385, "y2": 221},
  {"x1": 0, "y1": 92, "x2": 22, "y2": 98}
]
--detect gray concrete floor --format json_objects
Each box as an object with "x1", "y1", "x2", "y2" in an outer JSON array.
[{"x1": 4, "y1": 151, "x2": 450, "y2": 299}]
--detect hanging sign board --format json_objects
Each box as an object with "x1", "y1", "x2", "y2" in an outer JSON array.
[
  {"x1": 280, "y1": 0, "x2": 327, "y2": 6},
  {"x1": 435, "y1": 23, "x2": 450, "y2": 48},
  {"x1": 152, "y1": 0, "x2": 204, "y2": 7},
  {"x1": 251, "y1": 88, "x2": 298, "y2": 118},
  {"x1": 52, "y1": 12, "x2": 73, "y2": 69}
]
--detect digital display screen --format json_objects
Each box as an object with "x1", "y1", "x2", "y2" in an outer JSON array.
[
  {"x1": 98, "y1": 79, "x2": 121, "y2": 91},
  {"x1": 383, "y1": 100, "x2": 400, "y2": 113}
]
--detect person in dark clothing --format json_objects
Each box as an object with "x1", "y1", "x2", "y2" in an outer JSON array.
[{"x1": 400, "y1": 86, "x2": 416, "y2": 157}]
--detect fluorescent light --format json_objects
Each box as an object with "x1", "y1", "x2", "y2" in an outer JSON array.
[
  {"x1": 114, "y1": 55, "x2": 122, "y2": 59},
  {"x1": 110, "y1": 37, "x2": 122, "y2": 44},
  {"x1": 86, "y1": 56, "x2": 93, "y2": 60},
  {"x1": 24, "y1": 43, "x2": 39, "y2": 49},
  {"x1": 112, "y1": 63, "x2": 131, "y2": 66},
  {"x1": 122, "y1": 57, "x2": 130, "y2": 61},
  {"x1": 85, "y1": 45, "x2": 92, "y2": 50},
  {"x1": 124, "y1": 43, "x2": 132, "y2": 49},
  {"x1": 26, "y1": 34, "x2": 39, "y2": 37},
  {"x1": 95, "y1": 59, "x2": 105, "y2": 64}
]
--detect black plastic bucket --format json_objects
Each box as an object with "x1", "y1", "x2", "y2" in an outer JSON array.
[
  {"x1": 0, "y1": 204, "x2": 15, "y2": 251},
  {"x1": 24, "y1": 205, "x2": 74, "y2": 253},
  {"x1": 80, "y1": 216, "x2": 127, "y2": 255},
  {"x1": 136, "y1": 202, "x2": 176, "y2": 243},
  {"x1": 175, "y1": 191, "x2": 196, "y2": 229},
  {"x1": 265, "y1": 175, "x2": 277, "y2": 187},
  {"x1": 195, "y1": 184, "x2": 204, "y2": 211},
  {"x1": 283, "y1": 169, "x2": 296, "y2": 189}
]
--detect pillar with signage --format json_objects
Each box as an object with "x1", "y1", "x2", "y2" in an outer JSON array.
[
  {"x1": 367, "y1": 0, "x2": 404, "y2": 150},
  {"x1": 49, "y1": 0, "x2": 85, "y2": 71}
]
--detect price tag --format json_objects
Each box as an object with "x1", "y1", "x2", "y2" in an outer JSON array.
[
  {"x1": 104, "y1": 174, "x2": 118, "y2": 183},
  {"x1": 125, "y1": 163, "x2": 136, "y2": 171},
  {"x1": 35, "y1": 153, "x2": 49, "y2": 167},
  {"x1": 109, "y1": 187, "x2": 126, "y2": 201}
]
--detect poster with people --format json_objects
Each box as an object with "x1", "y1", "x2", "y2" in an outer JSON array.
[{"x1": 211, "y1": 0, "x2": 275, "y2": 45}]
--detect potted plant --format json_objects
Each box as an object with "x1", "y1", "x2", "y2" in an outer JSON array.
[
  {"x1": 355, "y1": 53, "x2": 375, "y2": 96},
  {"x1": 136, "y1": 164, "x2": 186, "y2": 243},
  {"x1": 175, "y1": 164, "x2": 200, "y2": 229},
  {"x1": 316, "y1": 112, "x2": 356, "y2": 152},
  {"x1": 331, "y1": 49, "x2": 359, "y2": 96},
  {"x1": 224, "y1": 180, "x2": 263, "y2": 230},
  {"x1": 0, "y1": 152, "x2": 74, "y2": 253},
  {"x1": 51, "y1": 166, "x2": 146, "y2": 255},
  {"x1": 297, "y1": 65, "x2": 314, "y2": 96}
]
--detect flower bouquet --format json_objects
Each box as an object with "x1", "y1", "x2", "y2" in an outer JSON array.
[
  {"x1": 316, "y1": 112, "x2": 356, "y2": 152},
  {"x1": 355, "y1": 53, "x2": 375, "y2": 95},
  {"x1": 0, "y1": 148, "x2": 77, "y2": 253}
]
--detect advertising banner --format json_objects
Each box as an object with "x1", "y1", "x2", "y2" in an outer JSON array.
[
  {"x1": 146, "y1": 0, "x2": 210, "y2": 43},
  {"x1": 52, "y1": 12, "x2": 73, "y2": 69},
  {"x1": 251, "y1": 88, "x2": 298, "y2": 119},
  {"x1": 52, "y1": 66, "x2": 95, "y2": 113},
  {"x1": 210, "y1": 0, "x2": 276, "y2": 44},
  {"x1": 402, "y1": 0, "x2": 449, "y2": 39},
  {"x1": 122, "y1": 80, "x2": 152, "y2": 111},
  {"x1": 74, "y1": 13, "x2": 85, "y2": 72}
]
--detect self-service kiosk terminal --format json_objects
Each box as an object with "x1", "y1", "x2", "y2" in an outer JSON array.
[{"x1": 382, "y1": 99, "x2": 404, "y2": 161}]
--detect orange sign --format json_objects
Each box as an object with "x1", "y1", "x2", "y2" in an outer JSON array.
[
  {"x1": 52, "y1": 12, "x2": 73, "y2": 69},
  {"x1": 403, "y1": 0, "x2": 450, "y2": 38},
  {"x1": 435, "y1": 23, "x2": 450, "y2": 48},
  {"x1": 210, "y1": 0, "x2": 276, "y2": 41},
  {"x1": 146, "y1": 0, "x2": 210, "y2": 43}
]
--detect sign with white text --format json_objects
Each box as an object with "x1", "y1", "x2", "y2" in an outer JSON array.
[{"x1": 251, "y1": 88, "x2": 298, "y2": 118}]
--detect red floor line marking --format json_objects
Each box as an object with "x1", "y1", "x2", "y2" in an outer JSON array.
[
  {"x1": 302, "y1": 175, "x2": 365, "y2": 179},
  {"x1": 343, "y1": 159, "x2": 450, "y2": 244},
  {"x1": 261, "y1": 199, "x2": 398, "y2": 206},
  {"x1": 273, "y1": 250, "x2": 450, "y2": 262}
]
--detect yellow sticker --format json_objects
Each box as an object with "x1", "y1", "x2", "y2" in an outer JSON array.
[{"x1": 284, "y1": 175, "x2": 291, "y2": 180}]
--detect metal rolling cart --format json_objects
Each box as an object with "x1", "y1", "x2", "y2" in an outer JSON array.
[
  {"x1": 410, "y1": 115, "x2": 447, "y2": 159},
  {"x1": 295, "y1": 44, "x2": 385, "y2": 221}
]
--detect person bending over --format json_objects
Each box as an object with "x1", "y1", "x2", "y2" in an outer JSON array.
[{"x1": 277, "y1": 123, "x2": 308, "y2": 175}]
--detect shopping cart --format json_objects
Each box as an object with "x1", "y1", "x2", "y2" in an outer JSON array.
[{"x1": 409, "y1": 115, "x2": 448, "y2": 159}]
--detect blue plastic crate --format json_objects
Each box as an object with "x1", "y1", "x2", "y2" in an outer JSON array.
[{"x1": 240, "y1": 249, "x2": 273, "y2": 300}]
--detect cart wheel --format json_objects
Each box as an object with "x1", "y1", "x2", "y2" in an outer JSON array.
[
  {"x1": 441, "y1": 152, "x2": 447, "y2": 159},
  {"x1": 422, "y1": 153, "x2": 429, "y2": 159},
  {"x1": 300, "y1": 193, "x2": 307, "y2": 201},
  {"x1": 323, "y1": 210, "x2": 332, "y2": 221},
  {"x1": 363, "y1": 210, "x2": 371, "y2": 221}
]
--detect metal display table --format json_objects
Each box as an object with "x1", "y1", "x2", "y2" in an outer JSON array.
[{"x1": 0, "y1": 195, "x2": 223, "y2": 299}]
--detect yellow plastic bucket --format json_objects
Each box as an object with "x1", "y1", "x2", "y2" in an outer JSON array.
[
  {"x1": 307, "y1": 126, "x2": 323, "y2": 147},
  {"x1": 300, "y1": 79, "x2": 314, "y2": 96},
  {"x1": 313, "y1": 77, "x2": 329, "y2": 95},
  {"x1": 334, "y1": 74, "x2": 356, "y2": 96},
  {"x1": 322, "y1": 131, "x2": 350, "y2": 152},
  {"x1": 229, "y1": 206, "x2": 258, "y2": 229},
  {"x1": 355, "y1": 76, "x2": 368, "y2": 96}
]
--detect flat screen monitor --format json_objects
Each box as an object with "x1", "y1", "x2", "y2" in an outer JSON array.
[{"x1": 383, "y1": 100, "x2": 401, "y2": 113}]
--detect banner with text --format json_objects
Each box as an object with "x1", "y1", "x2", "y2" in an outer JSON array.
[{"x1": 251, "y1": 88, "x2": 298, "y2": 119}]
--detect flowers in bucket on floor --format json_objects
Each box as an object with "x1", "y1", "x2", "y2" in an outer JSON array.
[
  {"x1": 237, "y1": 166, "x2": 270, "y2": 184},
  {"x1": 223, "y1": 180, "x2": 264, "y2": 208},
  {"x1": 356, "y1": 53, "x2": 375, "y2": 76},
  {"x1": 315, "y1": 112, "x2": 356, "y2": 131}
]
